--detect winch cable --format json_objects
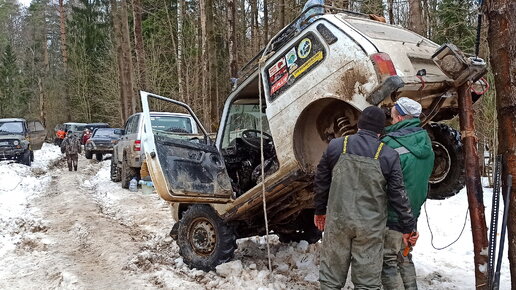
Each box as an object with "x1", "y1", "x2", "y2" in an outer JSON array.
[
  {"x1": 424, "y1": 202, "x2": 469, "y2": 250},
  {"x1": 257, "y1": 56, "x2": 273, "y2": 275}
]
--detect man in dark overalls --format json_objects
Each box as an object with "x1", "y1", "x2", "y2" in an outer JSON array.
[{"x1": 314, "y1": 106, "x2": 415, "y2": 289}]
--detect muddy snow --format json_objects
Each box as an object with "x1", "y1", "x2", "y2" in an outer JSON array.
[{"x1": 0, "y1": 143, "x2": 510, "y2": 289}]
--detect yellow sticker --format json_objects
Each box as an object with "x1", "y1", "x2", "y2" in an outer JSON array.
[{"x1": 292, "y1": 51, "x2": 323, "y2": 78}]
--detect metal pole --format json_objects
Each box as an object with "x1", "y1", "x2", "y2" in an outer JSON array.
[
  {"x1": 493, "y1": 175, "x2": 513, "y2": 290},
  {"x1": 457, "y1": 84, "x2": 489, "y2": 289}
]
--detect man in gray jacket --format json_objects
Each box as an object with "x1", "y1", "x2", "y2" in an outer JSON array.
[{"x1": 314, "y1": 106, "x2": 415, "y2": 290}]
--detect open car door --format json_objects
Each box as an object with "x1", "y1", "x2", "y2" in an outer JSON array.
[
  {"x1": 27, "y1": 121, "x2": 46, "y2": 150},
  {"x1": 140, "y1": 91, "x2": 233, "y2": 203}
]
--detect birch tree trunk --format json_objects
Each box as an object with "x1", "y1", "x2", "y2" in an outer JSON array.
[
  {"x1": 227, "y1": 0, "x2": 238, "y2": 78},
  {"x1": 177, "y1": 0, "x2": 185, "y2": 103},
  {"x1": 485, "y1": 0, "x2": 516, "y2": 287},
  {"x1": 200, "y1": 0, "x2": 210, "y2": 128},
  {"x1": 58, "y1": 0, "x2": 71, "y2": 121}
]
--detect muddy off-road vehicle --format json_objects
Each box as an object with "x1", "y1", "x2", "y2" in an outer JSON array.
[
  {"x1": 0, "y1": 118, "x2": 46, "y2": 166},
  {"x1": 140, "y1": 7, "x2": 486, "y2": 270}
]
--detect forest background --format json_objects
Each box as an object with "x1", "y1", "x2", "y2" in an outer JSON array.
[{"x1": 0, "y1": 0, "x2": 495, "y2": 142}]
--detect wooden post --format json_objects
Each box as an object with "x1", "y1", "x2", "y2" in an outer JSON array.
[{"x1": 457, "y1": 84, "x2": 489, "y2": 289}]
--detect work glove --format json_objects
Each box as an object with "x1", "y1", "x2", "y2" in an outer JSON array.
[
  {"x1": 314, "y1": 215, "x2": 326, "y2": 231},
  {"x1": 408, "y1": 231, "x2": 419, "y2": 246}
]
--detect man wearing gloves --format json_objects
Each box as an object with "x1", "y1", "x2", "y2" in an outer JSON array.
[
  {"x1": 314, "y1": 106, "x2": 415, "y2": 290},
  {"x1": 381, "y1": 97, "x2": 435, "y2": 290}
]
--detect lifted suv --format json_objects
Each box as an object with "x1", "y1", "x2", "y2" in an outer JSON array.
[
  {"x1": 0, "y1": 118, "x2": 46, "y2": 166},
  {"x1": 141, "y1": 8, "x2": 486, "y2": 271},
  {"x1": 111, "y1": 112, "x2": 198, "y2": 188}
]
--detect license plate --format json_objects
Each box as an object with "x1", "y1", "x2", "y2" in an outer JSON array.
[{"x1": 0, "y1": 142, "x2": 8, "y2": 146}]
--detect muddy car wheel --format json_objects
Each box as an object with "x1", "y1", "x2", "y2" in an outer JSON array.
[
  {"x1": 121, "y1": 156, "x2": 136, "y2": 189},
  {"x1": 110, "y1": 156, "x2": 121, "y2": 182},
  {"x1": 426, "y1": 123, "x2": 465, "y2": 200},
  {"x1": 278, "y1": 210, "x2": 321, "y2": 244},
  {"x1": 96, "y1": 153, "x2": 103, "y2": 161},
  {"x1": 178, "y1": 205, "x2": 236, "y2": 271},
  {"x1": 20, "y1": 150, "x2": 31, "y2": 166},
  {"x1": 85, "y1": 150, "x2": 93, "y2": 159}
]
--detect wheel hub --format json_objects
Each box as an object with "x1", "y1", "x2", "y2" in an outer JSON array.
[
  {"x1": 429, "y1": 141, "x2": 451, "y2": 184},
  {"x1": 189, "y1": 218, "x2": 216, "y2": 256}
]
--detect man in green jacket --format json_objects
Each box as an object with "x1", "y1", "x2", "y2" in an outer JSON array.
[{"x1": 381, "y1": 97, "x2": 435, "y2": 290}]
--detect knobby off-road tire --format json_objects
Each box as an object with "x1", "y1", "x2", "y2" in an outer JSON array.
[
  {"x1": 20, "y1": 150, "x2": 31, "y2": 166},
  {"x1": 121, "y1": 155, "x2": 136, "y2": 189},
  {"x1": 278, "y1": 209, "x2": 322, "y2": 244},
  {"x1": 177, "y1": 205, "x2": 236, "y2": 271},
  {"x1": 426, "y1": 123, "x2": 465, "y2": 200},
  {"x1": 110, "y1": 155, "x2": 121, "y2": 182},
  {"x1": 85, "y1": 150, "x2": 93, "y2": 159},
  {"x1": 95, "y1": 153, "x2": 103, "y2": 161}
]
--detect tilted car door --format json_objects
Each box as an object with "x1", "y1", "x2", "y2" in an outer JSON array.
[
  {"x1": 140, "y1": 91, "x2": 233, "y2": 203},
  {"x1": 27, "y1": 121, "x2": 46, "y2": 150}
]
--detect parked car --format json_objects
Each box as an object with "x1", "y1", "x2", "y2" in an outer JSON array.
[
  {"x1": 0, "y1": 118, "x2": 46, "y2": 166},
  {"x1": 63, "y1": 122, "x2": 87, "y2": 138},
  {"x1": 139, "y1": 8, "x2": 486, "y2": 271},
  {"x1": 85, "y1": 122, "x2": 110, "y2": 132},
  {"x1": 111, "y1": 112, "x2": 198, "y2": 188},
  {"x1": 84, "y1": 128, "x2": 122, "y2": 161},
  {"x1": 59, "y1": 122, "x2": 87, "y2": 153}
]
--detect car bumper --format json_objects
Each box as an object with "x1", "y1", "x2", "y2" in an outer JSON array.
[{"x1": 0, "y1": 148, "x2": 25, "y2": 160}]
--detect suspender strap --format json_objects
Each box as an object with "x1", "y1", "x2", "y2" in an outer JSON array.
[
  {"x1": 374, "y1": 142, "x2": 384, "y2": 160},
  {"x1": 394, "y1": 146, "x2": 410, "y2": 155},
  {"x1": 342, "y1": 135, "x2": 349, "y2": 154}
]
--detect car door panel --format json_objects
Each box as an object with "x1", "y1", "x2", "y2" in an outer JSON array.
[{"x1": 27, "y1": 121, "x2": 46, "y2": 150}]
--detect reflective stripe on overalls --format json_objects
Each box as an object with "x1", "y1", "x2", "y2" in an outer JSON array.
[{"x1": 320, "y1": 135, "x2": 388, "y2": 290}]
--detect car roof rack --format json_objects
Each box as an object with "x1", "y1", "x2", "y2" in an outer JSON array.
[{"x1": 236, "y1": 5, "x2": 368, "y2": 83}]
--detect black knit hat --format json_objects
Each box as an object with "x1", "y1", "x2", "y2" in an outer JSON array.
[{"x1": 357, "y1": 106, "x2": 386, "y2": 134}]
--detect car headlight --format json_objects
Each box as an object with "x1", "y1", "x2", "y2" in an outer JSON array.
[{"x1": 13, "y1": 140, "x2": 19, "y2": 146}]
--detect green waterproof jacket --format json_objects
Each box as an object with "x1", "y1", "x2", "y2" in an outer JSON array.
[{"x1": 382, "y1": 119, "x2": 434, "y2": 228}]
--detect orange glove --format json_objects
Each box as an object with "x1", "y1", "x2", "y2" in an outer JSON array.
[
  {"x1": 314, "y1": 215, "x2": 326, "y2": 231},
  {"x1": 402, "y1": 232, "x2": 418, "y2": 256}
]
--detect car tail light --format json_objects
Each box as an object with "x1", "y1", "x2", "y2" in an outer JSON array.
[
  {"x1": 133, "y1": 140, "x2": 141, "y2": 151},
  {"x1": 371, "y1": 53, "x2": 397, "y2": 77}
]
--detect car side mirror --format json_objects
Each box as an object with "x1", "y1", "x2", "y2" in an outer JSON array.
[{"x1": 115, "y1": 129, "x2": 125, "y2": 135}]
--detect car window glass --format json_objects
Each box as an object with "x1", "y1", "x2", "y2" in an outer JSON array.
[
  {"x1": 125, "y1": 116, "x2": 134, "y2": 133},
  {"x1": 93, "y1": 128, "x2": 117, "y2": 138},
  {"x1": 0, "y1": 121, "x2": 24, "y2": 134},
  {"x1": 150, "y1": 116, "x2": 192, "y2": 133},
  {"x1": 221, "y1": 103, "x2": 270, "y2": 148}
]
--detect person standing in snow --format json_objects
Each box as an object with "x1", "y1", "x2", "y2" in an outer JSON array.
[
  {"x1": 313, "y1": 106, "x2": 415, "y2": 290},
  {"x1": 381, "y1": 98, "x2": 435, "y2": 290},
  {"x1": 61, "y1": 130, "x2": 82, "y2": 171}
]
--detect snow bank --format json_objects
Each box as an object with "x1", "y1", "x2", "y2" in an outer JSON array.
[
  {"x1": 0, "y1": 143, "x2": 61, "y2": 217},
  {"x1": 0, "y1": 143, "x2": 62, "y2": 257}
]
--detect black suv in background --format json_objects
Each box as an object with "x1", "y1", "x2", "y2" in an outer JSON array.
[{"x1": 85, "y1": 128, "x2": 122, "y2": 161}]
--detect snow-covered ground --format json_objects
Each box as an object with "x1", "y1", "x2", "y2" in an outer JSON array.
[{"x1": 0, "y1": 143, "x2": 511, "y2": 289}]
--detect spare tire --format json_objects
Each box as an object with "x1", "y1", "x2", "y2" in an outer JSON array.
[{"x1": 426, "y1": 123, "x2": 465, "y2": 199}]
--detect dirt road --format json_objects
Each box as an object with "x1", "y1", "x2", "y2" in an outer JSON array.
[{"x1": 0, "y1": 149, "x2": 319, "y2": 289}]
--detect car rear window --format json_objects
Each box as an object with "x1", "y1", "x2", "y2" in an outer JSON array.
[
  {"x1": 93, "y1": 128, "x2": 118, "y2": 138},
  {"x1": 346, "y1": 18, "x2": 425, "y2": 44},
  {"x1": 150, "y1": 116, "x2": 193, "y2": 133}
]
